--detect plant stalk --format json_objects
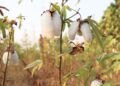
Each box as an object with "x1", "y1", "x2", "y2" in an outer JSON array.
[
  {"x1": 2, "y1": 32, "x2": 11, "y2": 86},
  {"x1": 59, "y1": 0, "x2": 64, "y2": 86}
]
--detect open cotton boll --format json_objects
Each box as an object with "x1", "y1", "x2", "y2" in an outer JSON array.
[
  {"x1": 52, "y1": 11, "x2": 61, "y2": 37},
  {"x1": 80, "y1": 22, "x2": 93, "y2": 42},
  {"x1": 91, "y1": 80, "x2": 103, "y2": 86},
  {"x1": 68, "y1": 21, "x2": 80, "y2": 40},
  {"x1": 40, "y1": 11, "x2": 55, "y2": 39},
  {"x1": 2, "y1": 51, "x2": 19, "y2": 65},
  {"x1": 70, "y1": 35, "x2": 84, "y2": 47}
]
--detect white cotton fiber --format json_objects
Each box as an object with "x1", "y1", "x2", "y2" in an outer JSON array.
[
  {"x1": 68, "y1": 21, "x2": 79, "y2": 40},
  {"x1": 80, "y1": 22, "x2": 93, "y2": 42}
]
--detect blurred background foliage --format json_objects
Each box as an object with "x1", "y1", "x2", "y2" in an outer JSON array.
[{"x1": 100, "y1": 0, "x2": 120, "y2": 49}]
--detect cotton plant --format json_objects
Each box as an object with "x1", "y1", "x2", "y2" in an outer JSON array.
[
  {"x1": 0, "y1": 11, "x2": 22, "y2": 85},
  {"x1": 38, "y1": 0, "x2": 104, "y2": 85}
]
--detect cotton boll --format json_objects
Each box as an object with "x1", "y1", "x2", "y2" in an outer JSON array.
[
  {"x1": 70, "y1": 35, "x2": 84, "y2": 47},
  {"x1": 52, "y1": 11, "x2": 61, "y2": 37},
  {"x1": 40, "y1": 11, "x2": 55, "y2": 39},
  {"x1": 68, "y1": 21, "x2": 80, "y2": 40},
  {"x1": 2, "y1": 51, "x2": 19, "y2": 65},
  {"x1": 91, "y1": 80, "x2": 103, "y2": 86},
  {"x1": 80, "y1": 22, "x2": 93, "y2": 42}
]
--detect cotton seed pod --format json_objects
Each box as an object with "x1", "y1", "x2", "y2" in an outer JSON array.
[
  {"x1": 68, "y1": 20, "x2": 80, "y2": 40},
  {"x1": 52, "y1": 11, "x2": 61, "y2": 37},
  {"x1": 80, "y1": 22, "x2": 93, "y2": 42},
  {"x1": 40, "y1": 10, "x2": 54, "y2": 39},
  {"x1": 91, "y1": 79, "x2": 103, "y2": 86},
  {"x1": 2, "y1": 51, "x2": 19, "y2": 65}
]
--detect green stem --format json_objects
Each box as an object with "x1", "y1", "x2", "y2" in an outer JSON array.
[
  {"x1": 3, "y1": 51, "x2": 9, "y2": 86},
  {"x1": 65, "y1": 8, "x2": 81, "y2": 21},
  {"x1": 2, "y1": 33, "x2": 11, "y2": 86},
  {"x1": 59, "y1": 0, "x2": 64, "y2": 86}
]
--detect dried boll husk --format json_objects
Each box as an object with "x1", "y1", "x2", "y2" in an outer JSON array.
[
  {"x1": 91, "y1": 79, "x2": 103, "y2": 86},
  {"x1": 52, "y1": 11, "x2": 61, "y2": 37},
  {"x1": 40, "y1": 10, "x2": 61, "y2": 39},
  {"x1": 2, "y1": 50, "x2": 19, "y2": 65},
  {"x1": 68, "y1": 20, "x2": 80, "y2": 40},
  {"x1": 80, "y1": 22, "x2": 93, "y2": 42},
  {"x1": 40, "y1": 10, "x2": 55, "y2": 39}
]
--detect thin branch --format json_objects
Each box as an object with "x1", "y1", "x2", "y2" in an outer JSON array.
[
  {"x1": 59, "y1": 0, "x2": 64, "y2": 86},
  {"x1": 2, "y1": 33, "x2": 11, "y2": 86},
  {"x1": 2, "y1": 53, "x2": 9, "y2": 86},
  {"x1": 65, "y1": 8, "x2": 81, "y2": 21},
  {"x1": 0, "y1": 6, "x2": 9, "y2": 11}
]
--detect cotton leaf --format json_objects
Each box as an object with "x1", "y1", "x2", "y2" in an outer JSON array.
[
  {"x1": 88, "y1": 19, "x2": 104, "y2": 50},
  {"x1": 51, "y1": 3, "x2": 61, "y2": 14},
  {"x1": 65, "y1": 5, "x2": 72, "y2": 11},
  {"x1": 97, "y1": 53, "x2": 119, "y2": 63},
  {"x1": 62, "y1": 6, "x2": 67, "y2": 19},
  {"x1": 24, "y1": 60, "x2": 42, "y2": 70}
]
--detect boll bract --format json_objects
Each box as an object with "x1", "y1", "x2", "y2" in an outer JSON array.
[
  {"x1": 91, "y1": 79, "x2": 103, "y2": 86},
  {"x1": 2, "y1": 51, "x2": 19, "y2": 65},
  {"x1": 80, "y1": 22, "x2": 93, "y2": 42},
  {"x1": 40, "y1": 10, "x2": 61, "y2": 39},
  {"x1": 68, "y1": 21, "x2": 80, "y2": 40}
]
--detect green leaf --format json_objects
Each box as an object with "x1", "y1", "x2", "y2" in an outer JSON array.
[
  {"x1": 88, "y1": 19, "x2": 104, "y2": 50},
  {"x1": 1, "y1": 28, "x2": 6, "y2": 38},
  {"x1": 97, "y1": 53, "x2": 119, "y2": 63},
  {"x1": 24, "y1": 60, "x2": 43, "y2": 76},
  {"x1": 65, "y1": 5, "x2": 72, "y2": 11},
  {"x1": 63, "y1": 78, "x2": 69, "y2": 86},
  {"x1": 51, "y1": 3, "x2": 61, "y2": 14},
  {"x1": 75, "y1": 68, "x2": 88, "y2": 78},
  {"x1": 62, "y1": 6, "x2": 67, "y2": 19},
  {"x1": 17, "y1": 14, "x2": 25, "y2": 29},
  {"x1": 24, "y1": 60, "x2": 42, "y2": 69}
]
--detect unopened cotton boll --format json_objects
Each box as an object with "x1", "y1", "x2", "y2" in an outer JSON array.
[
  {"x1": 91, "y1": 80, "x2": 103, "y2": 86},
  {"x1": 52, "y1": 11, "x2": 61, "y2": 36},
  {"x1": 40, "y1": 11, "x2": 54, "y2": 39},
  {"x1": 80, "y1": 22, "x2": 93, "y2": 42},
  {"x1": 68, "y1": 21, "x2": 80, "y2": 40},
  {"x1": 2, "y1": 51, "x2": 19, "y2": 65}
]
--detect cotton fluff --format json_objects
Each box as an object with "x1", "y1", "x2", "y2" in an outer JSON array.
[
  {"x1": 91, "y1": 80, "x2": 102, "y2": 86},
  {"x1": 80, "y1": 22, "x2": 93, "y2": 42},
  {"x1": 40, "y1": 11, "x2": 54, "y2": 39},
  {"x1": 2, "y1": 51, "x2": 19, "y2": 65},
  {"x1": 68, "y1": 21, "x2": 79, "y2": 40},
  {"x1": 52, "y1": 11, "x2": 61, "y2": 36},
  {"x1": 40, "y1": 11, "x2": 61, "y2": 39}
]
